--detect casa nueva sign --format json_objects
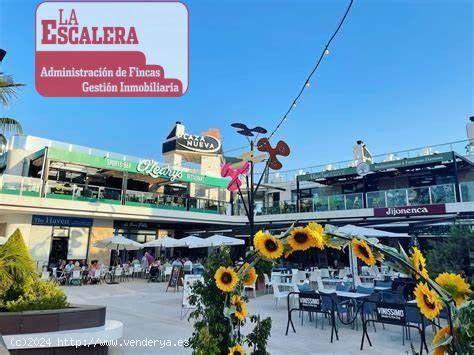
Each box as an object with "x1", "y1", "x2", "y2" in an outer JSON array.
[{"x1": 176, "y1": 133, "x2": 221, "y2": 153}]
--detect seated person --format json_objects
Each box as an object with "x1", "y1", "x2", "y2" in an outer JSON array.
[{"x1": 64, "y1": 260, "x2": 74, "y2": 273}]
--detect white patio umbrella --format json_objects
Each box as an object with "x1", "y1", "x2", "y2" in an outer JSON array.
[
  {"x1": 189, "y1": 234, "x2": 245, "y2": 248},
  {"x1": 173, "y1": 235, "x2": 206, "y2": 248},
  {"x1": 335, "y1": 225, "x2": 409, "y2": 287},
  {"x1": 93, "y1": 235, "x2": 143, "y2": 284},
  {"x1": 338, "y1": 225, "x2": 409, "y2": 238},
  {"x1": 143, "y1": 237, "x2": 181, "y2": 248},
  {"x1": 94, "y1": 235, "x2": 143, "y2": 250}
]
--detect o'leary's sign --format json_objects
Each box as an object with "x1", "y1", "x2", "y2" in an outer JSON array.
[
  {"x1": 35, "y1": 2, "x2": 188, "y2": 97},
  {"x1": 374, "y1": 204, "x2": 446, "y2": 217},
  {"x1": 46, "y1": 147, "x2": 229, "y2": 188}
]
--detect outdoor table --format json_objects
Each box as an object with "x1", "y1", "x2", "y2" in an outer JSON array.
[
  {"x1": 334, "y1": 291, "x2": 368, "y2": 299},
  {"x1": 374, "y1": 286, "x2": 391, "y2": 291}
]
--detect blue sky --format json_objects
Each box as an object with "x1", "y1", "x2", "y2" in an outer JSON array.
[{"x1": 0, "y1": 0, "x2": 472, "y2": 171}]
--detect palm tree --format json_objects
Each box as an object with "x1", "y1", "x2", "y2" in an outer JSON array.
[{"x1": 0, "y1": 73, "x2": 24, "y2": 147}]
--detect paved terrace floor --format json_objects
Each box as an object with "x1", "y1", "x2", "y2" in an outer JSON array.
[{"x1": 64, "y1": 280, "x2": 437, "y2": 355}]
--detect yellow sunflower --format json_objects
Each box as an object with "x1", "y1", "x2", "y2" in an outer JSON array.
[
  {"x1": 288, "y1": 226, "x2": 317, "y2": 251},
  {"x1": 228, "y1": 344, "x2": 245, "y2": 355},
  {"x1": 242, "y1": 263, "x2": 257, "y2": 286},
  {"x1": 413, "y1": 282, "x2": 442, "y2": 320},
  {"x1": 351, "y1": 239, "x2": 376, "y2": 266},
  {"x1": 214, "y1": 266, "x2": 239, "y2": 293},
  {"x1": 230, "y1": 295, "x2": 248, "y2": 321},
  {"x1": 306, "y1": 222, "x2": 326, "y2": 249},
  {"x1": 432, "y1": 326, "x2": 453, "y2": 355},
  {"x1": 253, "y1": 231, "x2": 283, "y2": 259},
  {"x1": 435, "y1": 273, "x2": 471, "y2": 306},
  {"x1": 410, "y1": 247, "x2": 429, "y2": 280}
]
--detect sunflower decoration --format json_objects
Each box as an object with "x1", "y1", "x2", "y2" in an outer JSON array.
[
  {"x1": 230, "y1": 295, "x2": 248, "y2": 321},
  {"x1": 435, "y1": 272, "x2": 471, "y2": 307},
  {"x1": 242, "y1": 263, "x2": 257, "y2": 286},
  {"x1": 288, "y1": 226, "x2": 318, "y2": 251},
  {"x1": 432, "y1": 325, "x2": 453, "y2": 355},
  {"x1": 351, "y1": 239, "x2": 376, "y2": 266},
  {"x1": 228, "y1": 344, "x2": 245, "y2": 355},
  {"x1": 306, "y1": 222, "x2": 326, "y2": 249},
  {"x1": 253, "y1": 230, "x2": 283, "y2": 259},
  {"x1": 413, "y1": 282, "x2": 442, "y2": 320},
  {"x1": 214, "y1": 266, "x2": 239, "y2": 293},
  {"x1": 410, "y1": 247, "x2": 429, "y2": 280}
]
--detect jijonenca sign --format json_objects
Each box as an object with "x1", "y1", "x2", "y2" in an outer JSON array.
[
  {"x1": 35, "y1": 1, "x2": 188, "y2": 97},
  {"x1": 177, "y1": 133, "x2": 221, "y2": 153},
  {"x1": 374, "y1": 204, "x2": 446, "y2": 217}
]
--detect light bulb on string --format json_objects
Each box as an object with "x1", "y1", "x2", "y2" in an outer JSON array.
[
  {"x1": 305, "y1": 81, "x2": 310, "y2": 88},
  {"x1": 324, "y1": 48, "x2": 330, "y2": 55}
]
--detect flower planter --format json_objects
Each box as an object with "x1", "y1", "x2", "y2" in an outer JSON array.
[{"x1": 0, "y1": 305, "x2": 122, "y2": 354}]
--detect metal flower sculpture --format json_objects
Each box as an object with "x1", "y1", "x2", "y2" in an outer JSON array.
[
  {"x1": 230, "y1": 123, "x2": 267, "y2": 137},
  {"x1": 256, "y1": 138, "x2": 290, "y2": 170},
  {"x1": 220, "y1": 161, "x2": 250, "y2": 192}
]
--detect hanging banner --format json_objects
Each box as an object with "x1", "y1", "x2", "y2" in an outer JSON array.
[{"x1": 35, "y1": 1, "x2": 189, "y2": 97}]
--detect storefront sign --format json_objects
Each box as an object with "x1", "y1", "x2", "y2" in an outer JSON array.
[
  {"x1": 114, "y1": 220, "x2": 160, "y2": 230},
  {"x1": 46, "y1": 147, "x2": 230, "y2": 188},
  {"x1": 32, "y1": 215, "x2": 93, "y2": 227},
  {"x1": 374, "y1": 204, "x2": 446, "y2": 217},
  {"x1": 176, "y1": 133, "x2": 221, "y2": 153},
  {"x1": 35, "y1": 1, "x2": 188, "y2": 97},
  {"x1": 376, "y1": 303, "x2": 406, "y2": 326},
  {"x1": 298, "y1": 152, "x2": 453, "y2": 182}
]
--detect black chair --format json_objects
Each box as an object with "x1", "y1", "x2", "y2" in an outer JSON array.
[{"x1": 286, "y1": 291, "x2": 339, "y2": 343}]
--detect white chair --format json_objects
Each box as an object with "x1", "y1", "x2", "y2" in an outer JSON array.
[
  {"x1": 315, "y1": 276, "x2": 325, "y2": 292},
  {"x1": 296, "y1": 270, "x2": 307, "y2": 283},
  {"x1": 133, "y1": 265, "x2": 142, "y2": 278},
  {"x1": 244, "y1": 278, "x2": 257, "y2": 298},
  {"x1": 338, "y1": 268, "x2": 348, "y2": 279},
  {"x1": 320, "y1": 268, "x2": 330, "y2": 278},
  {"x1": 90, "y1": 268, "x2": 101, "y2": 284},
  {"x1": 361, "y1": 266, "x2": 370, "y2": 276},
  {"x1": 41, "y1": 271, "x2": 50, "y2": 281},
  {"x1": 164, "y1": 266, "x2": 172, "y2": 281},
  {"x1": 264, "y1": 274, "x2": 272, "y2": 294},
  {"x1": 70, "y1": 270, "x2": 82, "y2": 286},
  {"x1": 272, "y1": 279, "x2": 290, "y2": 309},
  {"x1": 114, "y1": 267, "x2": 123, "y2": 282},
  {"x1": 271, "y1": 271, "x2": 281, "y2": 284}
]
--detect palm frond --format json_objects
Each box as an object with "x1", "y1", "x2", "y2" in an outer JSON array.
[
  {"x1": 0, "y1": 74, "x2": 25, "y2": 106},
  {"x1": 0, "y1": 118, "x2": 23, "y2": 135}
]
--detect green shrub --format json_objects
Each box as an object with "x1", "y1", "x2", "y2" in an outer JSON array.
[
  {"x1": 0, "y1": 229, "x2": 68, "y2": 312},
  {"x1": 5, "y1": 277, "x2": 67, "y2": 312},
  {"x1": 0, "y1": 229, "x2": 37, "y2": 301}
]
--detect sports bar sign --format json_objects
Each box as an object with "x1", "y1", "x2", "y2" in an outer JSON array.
[
  {"x1": 35, "y1": 1, "x2": 188, "y2": 97},
  {"x1": 374, "y1": 204, "x2": 446, "y2": 217}
]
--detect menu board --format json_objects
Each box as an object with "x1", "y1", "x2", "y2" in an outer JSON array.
[{"x1": 166, "y1": 265, "x2": 183, "y2": 292}]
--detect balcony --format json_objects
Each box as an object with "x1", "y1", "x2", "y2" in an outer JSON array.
[
  {"x1": 366, "y1": 184, "x2": 456, "y2": 208},
  {"x1": 0, "y1": 174, "x2": 231, "y2": 215},
  {"x1": 258, "y1": 183, "x2": 460, "y2": 215}
]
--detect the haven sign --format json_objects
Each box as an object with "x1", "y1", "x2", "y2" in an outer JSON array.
[{"x1": 35, "y1": 1, "x2": 188, "y2": 97}]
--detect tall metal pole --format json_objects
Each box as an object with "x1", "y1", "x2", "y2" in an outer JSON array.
[{"x1": 248, "y1": 140, "x2": 255, "y2": 247}]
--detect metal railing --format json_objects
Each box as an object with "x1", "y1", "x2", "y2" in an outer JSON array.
[
  {"x1": 0, "y1": 174, "x2": 231, "y2": 215},
  {"x1": 262, "y1": 139, "x2": 473, "y2": 183},
  {"x1": 366, "y1": 183, "x2": 456, "y2": 208}
]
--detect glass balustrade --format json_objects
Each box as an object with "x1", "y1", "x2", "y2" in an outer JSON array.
[{"x1": 460, "y1": 181, "x2": 474, "y2": 202}]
